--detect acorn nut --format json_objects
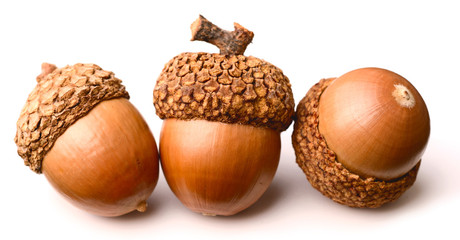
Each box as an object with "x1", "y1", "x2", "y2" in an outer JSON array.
[
  {"x1": 15, "y1": 63, "x2": 160, "y2": 216},
  {"x1": 153, "y1": 15, "x2": 295, "y2": 216},
  {"x1": 292, "y1": 67, "x2": 430, "y2": 208}
]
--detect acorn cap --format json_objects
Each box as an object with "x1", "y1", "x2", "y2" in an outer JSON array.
[
  {"x1": 153, "y1": 52, "x2": 294, "y2": 131},
  {"x1": 292, "y1": 78, "x2": 419, "y2": 208},
  {"x1": 15, "y1": 63, "x2": 129, "y2": 173},
  {"x1": 153, "y1": 15, "x2": 294, "y2": 132}
]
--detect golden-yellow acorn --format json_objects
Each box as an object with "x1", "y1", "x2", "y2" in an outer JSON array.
[
  {"x1": 292, "y1": 67, "x2": 430, "y2": 208},
  {"x1": 15, "y1": 63, "x2": 159, "y2": 216},
  {"x1": 153, "y1": 15, "x2": 295, "y2": 216}
]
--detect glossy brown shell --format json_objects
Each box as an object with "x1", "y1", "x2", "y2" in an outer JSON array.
[
  {"x1": 318, "y1": 68, "x2": 429, "y2": 180},
  {"x1": 160, "y1": 119, "x2": 280, "y2": 216}
]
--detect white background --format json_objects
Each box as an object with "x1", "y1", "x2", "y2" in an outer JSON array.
[{"x1": 1, "y1": 0, "x2": 459, "y2": 239}]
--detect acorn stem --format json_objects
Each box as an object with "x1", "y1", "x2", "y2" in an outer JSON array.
[
  {"x1": 190, "y1": 15, "x2": 254, "y2": 55},
  {"x1": 37, "y1": 63, "x2": 57, "y2": 82}
]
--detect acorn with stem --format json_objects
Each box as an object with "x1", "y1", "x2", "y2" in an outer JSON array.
[{"x1": 153, "y1": 15, "x2": 295, "y2": 216}]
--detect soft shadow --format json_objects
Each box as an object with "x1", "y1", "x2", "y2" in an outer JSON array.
[
  {"x1": 376, "y1": 182, "x2": 424, "y2": 211},
  {"x1": 102, "y1": 193, "x2": 164, "y2": 222},
  {"x1": 348, "y1": 174, "x2": 429, "y2": 214},
  {"x1": 373, "y1": 159, "x2": 445, "y2": 213},
  {"x1": 203, "y1": 178, "x2": 286, "y2": 221},
  {"x1": 238, "y1": 181, "x2": 285, "y2": 217}
]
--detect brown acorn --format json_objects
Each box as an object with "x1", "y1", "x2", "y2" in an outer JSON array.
[
  {"x1": 153, "y1": 15, "x2": 295, "y2": 216},
  {"x1": 15, "y1": 63, "x2": 159, "y2": 216},
  {"x1": 292, "y1": 68, "x2": 430, "y2": 208}
]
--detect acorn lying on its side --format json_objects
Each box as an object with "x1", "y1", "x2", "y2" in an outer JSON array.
[{"x1": 292, "y1": 67, "x2": 430, "y2": 208}]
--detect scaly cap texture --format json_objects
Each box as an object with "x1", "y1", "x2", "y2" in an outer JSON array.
[
  {"x1": 153, "y1": 52, "x2": 295, "y2": 132},
  {"x1": 292, "y1": 78, "x2": 419, "y2": 208},
  {"x1": 15, "y1": 63, "x2": 129, "y2": 173}
]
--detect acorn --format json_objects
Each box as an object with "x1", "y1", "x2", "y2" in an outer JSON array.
[
  {"x1": 153, "y1": 15, "x2": 295, "y2": 216},
  {"x1": 15, "y1": 63, "x2": 159, "y2": 216},
  {"x1": 292, "y1": 67, "x2": 430, "y2": 208}
]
